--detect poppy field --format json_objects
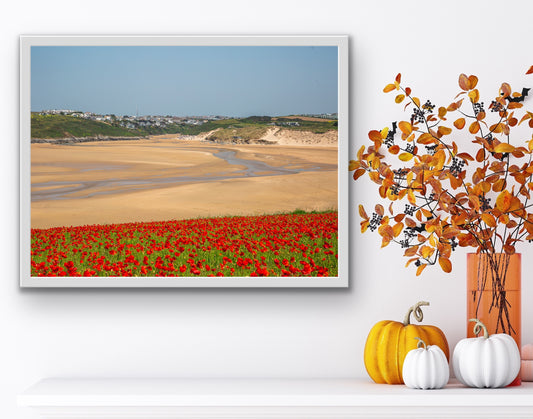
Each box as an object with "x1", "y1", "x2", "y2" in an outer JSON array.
[{"x1": 30, "y1": 211, "x2": 338, "y2": 278}]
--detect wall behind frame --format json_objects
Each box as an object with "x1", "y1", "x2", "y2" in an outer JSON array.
[{"x1": 2, "y1": 1, "x2": 532, "y2": 418}]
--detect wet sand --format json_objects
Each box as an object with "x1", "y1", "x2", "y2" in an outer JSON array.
[{"x1": 31, "y1": 136, "x2": 338, "y2": 229}]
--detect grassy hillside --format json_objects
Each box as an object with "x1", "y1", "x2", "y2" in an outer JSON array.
[
  {"x1": 31, "y1": 114, "x2": 140, "y2": 139},
  {"x1": 31, "y1": 114, "x2": 338, "y2": 140}
]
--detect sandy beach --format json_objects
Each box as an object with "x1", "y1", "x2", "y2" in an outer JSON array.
[{"x1": 31, "y1": 132, "x2": 338, "y2": 229}]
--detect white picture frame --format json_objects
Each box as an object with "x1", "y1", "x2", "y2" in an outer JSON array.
[{"x1": 20, "y1": 35, "x2": 349, "y2": 287}]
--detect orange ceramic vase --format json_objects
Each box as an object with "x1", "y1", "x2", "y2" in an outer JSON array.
[{"x1": 467, "y1": 253, "x2": 521, "y2": 386}]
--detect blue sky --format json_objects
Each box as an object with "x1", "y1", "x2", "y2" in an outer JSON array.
[{"x1": 31, "y1": 46, "x2": 338, "y2": 117}]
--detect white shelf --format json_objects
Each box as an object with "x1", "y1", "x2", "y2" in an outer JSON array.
[{"x1": 18, "y1": 378, "x2": 533, "y2": 418}]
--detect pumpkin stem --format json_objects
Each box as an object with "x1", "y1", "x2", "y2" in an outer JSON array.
[
  {"x1": 469, "y1": 318, "x2": 489, "y2": 339},
  {"x1": 403, "y1": 301, "x2": 430, "y2": 325},
  {"x1": 414, "y1": 337, "x2": 427, "y2": 350}
]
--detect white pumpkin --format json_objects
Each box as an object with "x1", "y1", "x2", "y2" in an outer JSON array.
[
  {"x1": 452, "y1": 318, "x2": 521, "y2": 388},
  {"x1": 402, "y1": 338, "x2": 450, "y2": 389}
]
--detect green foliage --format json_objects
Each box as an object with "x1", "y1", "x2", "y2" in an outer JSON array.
[
  {"x1": 31, "y1": 113, "x2": 338, "y2": 139},
  {"x1": 31, "y1": 114, "x2": 139, "y2": 139}
]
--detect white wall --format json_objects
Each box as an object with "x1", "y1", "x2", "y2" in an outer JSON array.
[{"x1": 2, "y1": 1, "x2": 533, "y2": 417}]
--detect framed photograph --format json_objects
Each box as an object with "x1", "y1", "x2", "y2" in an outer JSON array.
[{"x1": 20, "y1": 35, "x2": 349, "y2": 287}]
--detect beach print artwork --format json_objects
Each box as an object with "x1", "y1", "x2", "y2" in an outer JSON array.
[{"x1": 22, "y1": 37, "x2": 347, "y2": 287}]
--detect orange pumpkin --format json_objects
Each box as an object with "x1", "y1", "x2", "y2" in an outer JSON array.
[{"x1": 364, "y1": 301, "x2": 449, "y2": 384}]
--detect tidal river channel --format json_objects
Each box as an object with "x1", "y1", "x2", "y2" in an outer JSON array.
[{"x1": 31, "y1": 147, "x2": 337, "y2": 202}]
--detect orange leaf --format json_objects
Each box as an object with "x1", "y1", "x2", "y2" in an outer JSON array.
[
  {"x1": 501, "y1": 82, "x2": 512, "y2": 97},
  {"x1": 392, "y1": 223, "x2": 404, "y2": 237},
  {"x1": 458, "y1": 73, "x2": 470, "y2": 91},
  {"x1": 454, "y1": 118, "x2": 466, "y2": 129},
  {"x1": 503, "y1": 244, "x2": 516, "y2": 255},
  {"x1": 481, "y1": 213, "x2": 496, "y2": 227},
  {"x1": 416, "y1": 263, "x2": 427, "y2": 276},
  {"x1": 469, "y1": 121, "x2": 480, "y2": 134},
  {"x1": 395, "y1": 73, "x2": 402, "y2": 83},
  {"x1": 417, "y1": 133, "x2": 436, "y2": 145},
  {"x1": 433, "y1": 149, "x2": 446, "y2": 170},
  {"x1": 437, "y1": 126, "x2": 452, "y2": 136},
  {"x1": 389, "y1": 144, "x2": 400, "y2": 154},
  {"x1": 357, "y1": 145, "x2": 365, "y2": 160},
  {"x1": 352, "y1": 168, "x2": 366, "y2": 180},
  {"x1": 394, "y1": 213, "x2": 405, "y2": 222},
  {"x1": 456, "y1": 152, "x2": 474, "y2": 161},
  {"x1": 375, "y1": 204, "x2": 384, "y2": 216},
  {"x1": 438, "y1": 257, "x2": 452, "y2": 273},
  {"x1": 496, "y1": 190, "x2": 512, "y2": 212},
  {"x1": 408, "y1": 189, "x2": 416, "y2": 205},
  {"x1": 468, "y1": 75, "x2": 479, "y2": 89},
  {"x1": 349, "y1": 160, "x2": 359, "y2": 171},
  {"x1": 493, "y1": 178, "x2": 507, "y2": 192},
  {"x1": 527, "y1": 65, "x2": 533, "y2": 75},
  {"x1": 438, "y1": 107, "x2": 447, "y2": 119},
  {"x1": 358, "y1": 204, "x2": 368, "y2": 219},
  {"x1": 368, "y1": 130, "x2": 382, "y2": 142},
  {"x1": 383, "y1": 83, "x2": 397, "y2": 93},
  {"x1": 398, "y1": 121, "x2": 412, "y2": 135}
]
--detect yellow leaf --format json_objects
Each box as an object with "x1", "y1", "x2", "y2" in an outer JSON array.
[
  {"x1": 420, "y1": 245, "x2": 434, "y2": 259},
  {"x1": 438, "y1": 107, "x2": 447, "y2": 119},
  {"x1": 468, "y1": 89, "x2": 480, "y2": 103},
  {"x1": 412, "y1": 97, "x2": 420, "y2": 108},
  {"x1": 383, "y1": 83, "x2": 397, "y2": 93},
  {"x1": 399, "y1": 152, "x2": 413, "y2": 162},
  {"x1": 493, "y1": 143, "x2": 516, "y2": 153},
  {"x1": 395, "y1": 94, "x2": 405, "y2": 103},
  {"x1": 348, "y1": 160, "x2": 359, "y2": 171},
  {"x1": 380, "y1": 127, "x2": 389, "y2": 139}
]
